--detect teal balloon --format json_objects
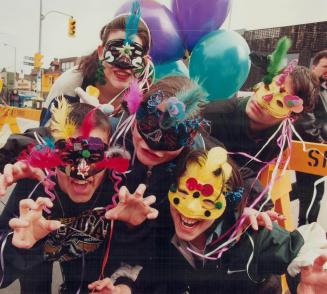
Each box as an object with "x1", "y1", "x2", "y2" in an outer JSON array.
[
  {"x1": 189, "y1": 30, "x2": 251, "y2": 101},
  {"x1": 155, "y1": 60, "x2": 189, "y2": 81}
]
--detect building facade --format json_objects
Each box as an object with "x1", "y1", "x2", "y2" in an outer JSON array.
[{"x1": 242, "y1": 21, "x2": 327, "y2": 90}]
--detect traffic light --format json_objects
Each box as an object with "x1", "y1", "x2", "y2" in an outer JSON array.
[
  {"x1": 68, "y1": 17, "x2": 76, "y2": 37},
  {"x1": 34, "y1": 52, "x2": 43, "y2": 69}
]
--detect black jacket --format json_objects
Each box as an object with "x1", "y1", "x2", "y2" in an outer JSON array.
[
  {"x1": 136, "y1": 198, "x2": 304, "y2": 294},
  {"x1": 204, "y1": 97, "x2": 281, "y2": 173},
  {"x1": 294, "y1": 83, "x2": 327, "y2": 143},
  {"x1": 0, "y1": 177, "x2": 138, "y2": 293}
]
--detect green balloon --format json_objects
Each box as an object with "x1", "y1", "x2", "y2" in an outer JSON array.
[
  {"x1": 189, "y1": 29, "x2": 251, "y2": 101},
  {"x1": 154, "y1": 60, "x2": 189, "y2": 81}
]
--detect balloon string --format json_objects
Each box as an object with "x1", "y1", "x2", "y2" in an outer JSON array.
[
  {"x1": 241, "y1": 121, "x2": 284, "y2": 170},
  {"x1": 189, "y1": 120, "x2": 298, "y2": 260},
  {"x1": 100, "y1": 220, "x2": 115, "y2": 279}
]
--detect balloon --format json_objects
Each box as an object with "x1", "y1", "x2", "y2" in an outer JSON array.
[
  {"x1": 189, "y1": 30, "x2": 251, "y2": 101},
  {"x1": 116, "y1": 0, "x2": 185, "y2": 64},
  {"x1": 154, "y1": 60, "x2": 189, "y2": 81},
  {"x1": 172, "y1": 0, "x2": 230, "y2": 51}
]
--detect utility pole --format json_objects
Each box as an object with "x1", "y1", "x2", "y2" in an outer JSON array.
[
  {"x1": 36, "y1": 0, "x2": 74, "y2": 99},
  {"x1": 38, "y1": 0, "x2": 42, "y2": 53},
  {"x1": 36, "y1": 0, "x2": 43, "y2": 99}
]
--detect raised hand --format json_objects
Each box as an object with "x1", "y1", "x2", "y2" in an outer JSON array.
[
  {"x1": 242, "y1": 207, "x2": 286, "y2": 231},
  {"x1": 88, "y1": 278, "x2": 131, "y2": 294},
  {"x1": 9, "y1": 197, "x2": 61, "y2": 248},
  {"x1": 105, "y1": 184, "x2": 158, "y2": 226},
  {"x1": 297, "y1": 254, "x2": 327, "y2": 294},
  {"x1": 0, "y1": 161, "x2": 46, "y2": 197}
]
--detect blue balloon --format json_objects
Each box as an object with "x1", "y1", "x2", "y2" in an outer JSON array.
[
  {"x1": 116, "y1": 0, "x2": 185, "y2": 64},
  {"x1": 189, "y1": 30, "x2": 251, "y2": 101},
  {"x1": 154, "y1": 60, "x2": 189, "y2": 81},
  {"x1": 172, "y1": 0, "x2": 231, "y2": 51}
]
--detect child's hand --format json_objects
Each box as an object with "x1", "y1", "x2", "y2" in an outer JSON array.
[
  {"x1": 9, "y1": 197, "x2": 61, "y2": 248},
  {"x1": 105, "y1": 184, "x2": 158, "y2": 226},
  {"x1": 88, "y1": 278, "x2": 131, "y2": 294},
  {"x1": 242, "y1": 207, "x2": 286, "y2": 231},
  {"x1": 0, "y1": 161, "x2": 46, "y2": 197},
  {"x1": 298, "y1": 254, "x2": 327, "y2": 294}
]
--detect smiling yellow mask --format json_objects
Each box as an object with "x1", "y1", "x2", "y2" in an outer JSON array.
[
  {"x1": 254, "y1": 75, "x2": 304, "y2": 119},
  {"x1": 168, "y1": 147, "x2": 232, "y2": 220}
]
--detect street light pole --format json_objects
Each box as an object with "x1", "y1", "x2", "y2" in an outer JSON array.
[
  {"x1": 37, "y1": 0, "x2": 73, "y2": 99},
  {"x1": 38, "y1": 0, "x2": 43, "y2": 52},
  {"x1": 36, "y1": 0, "x2": 43, "y2": 98}
]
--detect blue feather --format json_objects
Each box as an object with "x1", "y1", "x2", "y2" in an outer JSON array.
[
  {"x1": 176, "y1": 82, "x2": 208, "y2": 119},
  {"x1": 161, "y1": 81, "x2": 208, "y2": 129},
  {"x1": 44, "y1": 136, "x2": 55, "y2": 149},
  {"x1": 125, "y1": 1, "x2": 141, "y2": 45}
]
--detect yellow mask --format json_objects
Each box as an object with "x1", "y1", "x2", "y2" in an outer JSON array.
[
  {"x1": 254, "y1": 76, "x2": 303, "y2": 119},
  {"x1": 168, "y1": 147, "x2": 232, "y2": 220}
]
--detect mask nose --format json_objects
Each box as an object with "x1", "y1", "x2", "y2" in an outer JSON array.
[{"x1": 116, "y1": 56, "x2": 133, "y2": 69}]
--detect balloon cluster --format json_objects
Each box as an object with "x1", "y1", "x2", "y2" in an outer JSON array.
[{"x1": 116, "y1": 0, "x2": 251, "y2": 101}]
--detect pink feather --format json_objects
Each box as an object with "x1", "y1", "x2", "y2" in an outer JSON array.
[
  {"x1": 19, "y1": 145, "x2": 63, "y2": 169},
  {"x1": 123, "y1": 79, "x2": 143, "y2": 114},
  {"x1": 80, "y1": 108, "x2": 97, "y2": 137},
  {"x1": 95, "y1": 157, "x2": 129, "y2": 173}
]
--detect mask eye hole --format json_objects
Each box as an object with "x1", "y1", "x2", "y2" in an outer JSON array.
[
  {"x1": 276, "y1": 100, "x2": 284, "y2": 108},
  {"x1": 177, "y1": 188, "x2": 189, "y2": 199},
  {"x1": 214, "y1": 168, "x2": 222, "y2": 176},
  {"x1": 203, "y1": 199, "x2": 215, "y2": 209},
  {"x1": 280, "y1": 86, "x2": 286, "y2": 93}
]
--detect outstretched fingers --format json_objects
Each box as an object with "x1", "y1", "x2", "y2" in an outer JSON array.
[
  {"x1": 19, "y1": 199, "x2": 39, "y2": 217},
  {"x1": 134, "y1": 184, "x2": 146, "y2": 199},
  {"x1": 9, "y1": 218, "x2": 29, "y2": 230},
  {"x1": 39, "y1": 219, "x2": 62, "y2": 232},
  {"x1": 118, "y1": 186, "x2": 129, "y2": 203},
  {"x1": 143, "y1": 195, "x2": 156, "y2": 206},
  {"x1": 35, "y1": 197, "x2": 54, "y2": 210},
  {"x1": 147, "y1": 208, "x2": 159, "y2": 220}
]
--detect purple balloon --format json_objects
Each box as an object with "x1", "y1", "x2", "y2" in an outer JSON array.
[
  {"x1": 172, "y1": 0, "x2": 231, "y2": 51},
  {"x1": 116, "y1": 0, "x2": 185, "y2": 64}
]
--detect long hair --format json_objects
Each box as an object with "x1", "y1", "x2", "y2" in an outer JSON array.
[
  {"x1": 77, "y1": 15, "x2": 151, "y2": 85},
  {"x1": 289, "y1": 66, "x2": 320, "y2": 113}
]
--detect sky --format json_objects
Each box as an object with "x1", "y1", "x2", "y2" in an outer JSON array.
[{"x1": 0, "y1": 0, "x2": 326, "y2": 74}]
